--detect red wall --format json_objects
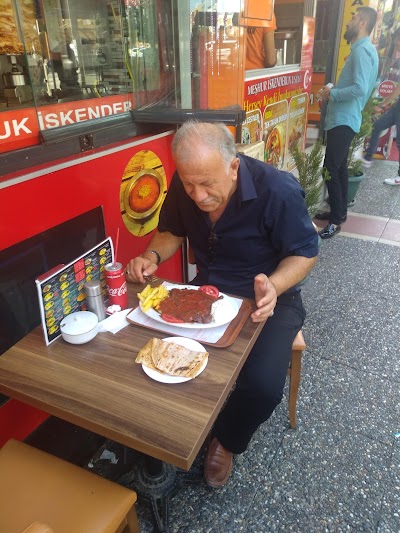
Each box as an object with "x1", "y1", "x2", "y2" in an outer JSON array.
[{"x1": 0, "y1": 131, "x2": 181, "y2": 442}]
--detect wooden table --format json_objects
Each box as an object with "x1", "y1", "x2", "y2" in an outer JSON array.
[{"x1": 0, "y1": 282, "x2": 264, "y2": 471}]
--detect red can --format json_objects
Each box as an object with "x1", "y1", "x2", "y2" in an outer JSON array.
[{"x1": 104, "y1": 262, "x2": 128, "y2": 309}]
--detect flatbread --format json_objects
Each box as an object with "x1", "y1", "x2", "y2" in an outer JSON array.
[
  {"x1": 135, "y1": 338, "x2": 157, "y2": 370},
  {"x1": 135, "y1": 338, "x2": 208, "y2": 379}
]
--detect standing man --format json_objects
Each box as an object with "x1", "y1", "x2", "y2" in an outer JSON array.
[
  {"x1": 316, "y1": 7, "x2": 378, "y2": 239},
  {"x1": 245, "y1": 13, "x2": 277, "y2": 70},
  {"x1": 126, "y1": 121, "x2": 319, "y2": 488}
]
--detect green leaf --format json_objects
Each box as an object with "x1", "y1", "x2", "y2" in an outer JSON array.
[{"x1": 290, "y1": 139, "x2": 329, "y2": 217}]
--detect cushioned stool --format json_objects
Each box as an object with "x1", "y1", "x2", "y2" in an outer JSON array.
[
  {"x1": 287, "y1": 330, "x2": 306, "y2": 429},
  {"x1": 0, "y1": 439, "x2": 140, "y2": 533}
]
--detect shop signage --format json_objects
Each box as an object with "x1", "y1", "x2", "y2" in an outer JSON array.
[
  {"x1": 378, "y1": 79, "x2": 396, "y2": 97},
  {"x1": 243, "y1": 68, "x2": 311, "y2": 171},
  {"x1": 0, "y1": 94, "x2": 134, "y2": 154}
]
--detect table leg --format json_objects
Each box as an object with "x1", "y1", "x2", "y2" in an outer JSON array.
[
  {"x1": 130, "y1": 454, "x2": 205, "y2": 532},
  {"x1": 133, "y1": 455, "x2": 178, "y2": 533}
]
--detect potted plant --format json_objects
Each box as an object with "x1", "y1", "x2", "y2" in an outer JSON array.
[
  {"x1": 291, "y1": 138, "x2": 330, "y2": 217},
  {"x1": 346, "y1": 94, "x2": 376, "y2": 205}
]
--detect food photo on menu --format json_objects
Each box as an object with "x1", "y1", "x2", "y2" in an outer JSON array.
[{"x1": 263, "y1": 100, "x2": 289, "y2": 170}]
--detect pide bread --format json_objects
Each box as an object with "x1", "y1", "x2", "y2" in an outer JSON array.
[{"x1": 136, "y1": 338, "x2": 208, "y2": 379}]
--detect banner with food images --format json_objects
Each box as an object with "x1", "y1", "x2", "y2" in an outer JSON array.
[
  {"x1": 35, "y1": 237, "x2": 113, "y2": 345},
  {"x1": 243, "y1": 68, "x2": 312, "y2": 171},
  {"x1": 263, "y1": 100, "x2": 288, "y2": 170},
  {"x1": 286, "y1": 92, "x2": 308, "y2": 170},
  {"x1": 240, "y1": 108, "x2": 263, "y2": 144}
]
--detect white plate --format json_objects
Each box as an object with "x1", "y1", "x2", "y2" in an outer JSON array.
[
  {"x1": 139, "y1": 283, "x2": 238, "y2": 329},
  {"x1": 142, "y1": 336, "x2": 208, "y2": 384}
]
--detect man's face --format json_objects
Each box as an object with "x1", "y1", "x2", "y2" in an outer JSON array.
[
  {"x1": 344, "y1": 13, "x2": 363, "y2": 44},
  {"x1": 176, "y1": 149, "x2": 240, "y2": 213}
]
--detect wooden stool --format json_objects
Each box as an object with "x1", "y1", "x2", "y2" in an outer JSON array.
[
  {"x1": 288, "y1": 330, "x2": 306, "y2": 429},
  {"x1": 0, "y1": 439, "x2": 140, "y2": 533}
]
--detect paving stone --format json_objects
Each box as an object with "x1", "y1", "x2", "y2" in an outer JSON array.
[
  {"x1": 243, "y1": 422, "x2": 391, "y2": 533},
  {"x1": 299, "y1": 359, "x2": 400, "y2": 444}
]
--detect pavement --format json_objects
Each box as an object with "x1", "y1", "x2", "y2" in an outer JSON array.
[{"x1": 27, "y1": 158, "x2": 400, "y2": 532}]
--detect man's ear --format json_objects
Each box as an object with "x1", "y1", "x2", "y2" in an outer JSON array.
[{"x1": 231, "y1": 157, "x2": 240, "y2": 175}]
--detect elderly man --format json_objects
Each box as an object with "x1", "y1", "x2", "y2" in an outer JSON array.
[{"x1": 126, "y1": 121, "x2": 318, "y2": 488}]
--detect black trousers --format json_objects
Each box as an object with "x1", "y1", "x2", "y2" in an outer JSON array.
[
  {"x1": 324, "y1": 126, "x2": 356, "y2": 225},
  {"x1": 212, "y1": 291, "x2": 306, "y2": 454}
]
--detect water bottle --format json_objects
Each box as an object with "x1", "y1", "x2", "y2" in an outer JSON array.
[{"x1": 84, "y1": 280, "x2": 106, "y2": 321}]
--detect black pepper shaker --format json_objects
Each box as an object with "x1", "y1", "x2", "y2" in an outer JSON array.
[{"x1": 84, "y1": 280, "x2": 106, "y2": 321}]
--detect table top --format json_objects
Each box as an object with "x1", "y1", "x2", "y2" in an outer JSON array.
[{"x1": 0, "y1": 281, "x2": 264, "y2": 470}]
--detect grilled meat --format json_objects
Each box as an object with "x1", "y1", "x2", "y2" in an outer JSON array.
[{"x1": 158, "y1": 288, "x2": 217, "y2": 323}]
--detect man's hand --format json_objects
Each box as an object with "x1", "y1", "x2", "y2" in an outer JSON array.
[
  {"x1": 125, "y1": 256, "x2": 158, "y2": 284},
  {"x1": 319, "y1": 85, "x2": 332, "y2": 102},
  {"x1": 251, "y1": 273, "x2": 277, "y2": 323}
]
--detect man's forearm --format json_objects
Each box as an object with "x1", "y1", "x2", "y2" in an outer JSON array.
[
  {"x1": 268, "y1": 255, "x2": 318, "y2": 296},
  {"x1": 142, "y1": 230, "x2": 184, "y2": 264}
]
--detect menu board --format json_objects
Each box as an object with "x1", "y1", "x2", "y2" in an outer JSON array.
[
  {"x1": 35, "y1": 237, "x2": 114, "y2": 345},
  {"x1": 263, "y1": 100, "x2": 289, "y2": 170}
]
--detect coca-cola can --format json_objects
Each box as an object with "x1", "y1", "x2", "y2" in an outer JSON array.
[{"x1": 104, "y1": 262, "x2": 128, "y2": 309}]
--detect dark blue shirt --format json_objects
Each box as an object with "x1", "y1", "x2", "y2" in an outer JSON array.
[{"x1": 158, "y1": 154, "x2": 319, "y2": 298}]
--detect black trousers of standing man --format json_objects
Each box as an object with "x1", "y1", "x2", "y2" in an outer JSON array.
[{"x1": 324, "y1": 125, "x2": 356, "y2": 225}]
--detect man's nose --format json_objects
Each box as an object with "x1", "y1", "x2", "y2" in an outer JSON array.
[{"x1": 190, "y1": 186, "x2": 207, "y2": 202}]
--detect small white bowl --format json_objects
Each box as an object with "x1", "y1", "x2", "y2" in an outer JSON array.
[{"x1": 60, "y1": 311, "x2": 99, "y2": 344}]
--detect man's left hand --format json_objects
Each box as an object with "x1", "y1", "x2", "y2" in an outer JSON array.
[
  {"x1": 251, "y1": 274, "x2": 277, "y2": 323},
  {"x1": 319, "y1": 85, "x2": 332, "y2": 102}
]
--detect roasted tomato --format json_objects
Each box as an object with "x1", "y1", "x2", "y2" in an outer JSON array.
[
  {"x1": 161, "y1": 313, "x2": 185, "y2": 323},
  {"x1": 199, "y1": 285, "x2": 219, "y2": 299}
]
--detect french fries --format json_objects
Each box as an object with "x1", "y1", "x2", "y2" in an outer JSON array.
[{"x1": 137, "y1": 284, "x2": 169, "y2": 313}]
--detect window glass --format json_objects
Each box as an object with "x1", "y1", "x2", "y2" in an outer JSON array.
[
  {"x1": 0, "y1": 0, "x2": 244, "y2": 137},
  {"x1": 190, "y1": 0, "x2": 245, "y2": 109}
]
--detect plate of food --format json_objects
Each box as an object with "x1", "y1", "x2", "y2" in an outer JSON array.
[
  {"x1": 136, "y1": 336, "x2": 209, "y2": 383},
  {"x1": 137, "y1": 283, "x2": 239, "y2": 329}
]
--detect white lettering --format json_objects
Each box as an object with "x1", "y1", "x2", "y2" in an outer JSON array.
[
  {"x1": 45, "y1": 113, "x2": 60, "y2": 128},
  {"x1": 88, "y1": 106, "x2": 101, "y2": 119},
  {"x1": 37, "y1": 111, "x2": 45, "y2": 130},
  {"x1": 59, "y1": 110, "x2": 74, "y2": 126},
  {"x1": 112, "y1": 102, "x2": 123, "y2": 114},
  {"x1": 75, "y1": 108, "x2": 87, "y2": 122},
  {"x1": 0, "y1": 121, "x2": 11, "y2": 139},
  {"x1": 12, "y1": 118, "x2": 31, "y2": 136},
  {"x1": 101, "y1": 105, "x2": 113, "y2": 116},
  {"x1": 107, "y1": 282, "x2": 127, "y2": 296}
]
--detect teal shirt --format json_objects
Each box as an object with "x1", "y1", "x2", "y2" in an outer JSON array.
[{"x1": 325, "y1": 37, "x2": 378, "y2": 133}]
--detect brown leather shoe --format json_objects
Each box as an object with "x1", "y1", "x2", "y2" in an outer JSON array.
[{"x1": 204, "y1": 437, "x2": 233, "y2": 488}]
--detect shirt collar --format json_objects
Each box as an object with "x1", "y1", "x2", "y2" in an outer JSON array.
[
  {"x1": 351, "y1": 36, "x2": 370, "y2": 51},
  {"x1": 237, "y1": 154, "x2": 258, "y2": 202}
]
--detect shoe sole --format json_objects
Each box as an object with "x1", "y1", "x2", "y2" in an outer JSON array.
[{"x1": 319, "y1": 227, "x2": 341, "y2": 239}]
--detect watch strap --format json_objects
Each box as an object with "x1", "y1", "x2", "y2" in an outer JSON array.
[{"x1": 142, "y1": 249, "x2": 161, "y2": 265}]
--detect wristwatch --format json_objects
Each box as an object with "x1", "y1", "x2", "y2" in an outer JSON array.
[{"x1": 141, "y1": 249, "x2": 161, "y2": 265}]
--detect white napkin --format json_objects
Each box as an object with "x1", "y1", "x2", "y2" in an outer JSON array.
[{"x1": 98, "y1": 310, "x2": 131, "y2": 334}]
